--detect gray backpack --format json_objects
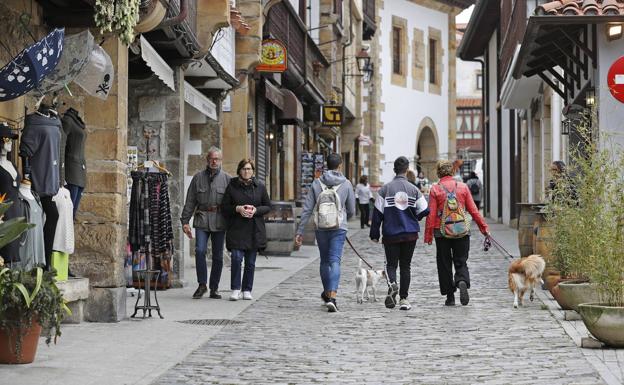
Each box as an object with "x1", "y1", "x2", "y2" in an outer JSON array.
[{"x1": 313, "y1": 181, "x2": 344, "y2": 229}]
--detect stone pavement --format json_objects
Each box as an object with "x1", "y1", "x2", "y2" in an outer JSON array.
[{"x1": 153, "y1": 222, "x2": 608, "y2": 385}]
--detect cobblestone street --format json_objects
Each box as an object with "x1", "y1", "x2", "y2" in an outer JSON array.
[{"x1": 153, "y1": 227, "x2": 606, "y2": 385}]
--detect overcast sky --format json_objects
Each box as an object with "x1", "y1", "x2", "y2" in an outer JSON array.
[{"x1": 456, "y1": 5, "x2": 474, "y2": 24}]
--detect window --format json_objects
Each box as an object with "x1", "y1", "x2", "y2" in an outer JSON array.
[
  {"x1": 393, "y1": 27, "x2": 402, "y2": 74},
  {"x1": 429, "y1": 38, "x2": 436, "y2": 84},
  {"x1": 476, "y1": 72, "x2": 483, "y2": 90}
]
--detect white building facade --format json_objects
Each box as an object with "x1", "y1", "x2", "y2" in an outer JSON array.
[{"x1": 377, "y1": 0, "x2": 471, "y2": 183}]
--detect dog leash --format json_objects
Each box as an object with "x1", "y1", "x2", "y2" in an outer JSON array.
[
  {"x1": 345, "y1": 237, "x2": 375, "y2": 269},
  {"x1": 484, "y1": 235, "x2": 515, "y2": 259}
]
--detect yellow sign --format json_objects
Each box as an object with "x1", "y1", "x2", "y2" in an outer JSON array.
[
  {"x1": 256, "y1": 39, "x2": 287, "y2": 73},
  {"x1": 322, "y1": 105, "x2": 343, "y2": 126}
]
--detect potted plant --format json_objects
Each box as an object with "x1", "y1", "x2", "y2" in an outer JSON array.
[
  {"x1": 0, "y1": 199, "x2": 70, "y2": 364},
  {"x1": 543, "y1": 110, "x2": 610, "y2": 311}
]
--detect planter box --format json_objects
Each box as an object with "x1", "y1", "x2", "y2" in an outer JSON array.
[{"x1": 578, "y1": 303, "x2": 624, "y2": 348}]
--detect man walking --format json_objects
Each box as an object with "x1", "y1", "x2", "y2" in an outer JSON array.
[
  {"x1": 295, "y1": 153, "x2": 355, "y2": 312},
  {"x1": 370, "y1": 156, "x2": 429, "y2": 310},
  {"x1": 181, "y1": 147, "x2": 231, "y2": 299}
]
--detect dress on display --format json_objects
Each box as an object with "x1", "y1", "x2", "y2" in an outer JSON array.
[
  {"x1": 18, "y1": 191, "x2": 46, "y2": 269},
  {"x1": 52, "y1": 187, "x2": 74, "y2": 254},
  {"x1": 0, "y1": 166, "x2": 22, "y2": 263},
  {"x1": 61, "y1": 108, "x2": 87, "y2": 215}
]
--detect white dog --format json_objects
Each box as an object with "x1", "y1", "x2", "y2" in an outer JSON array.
[
  {"x1": 508, "y1": 254, "x2": 546, "y2": 308},
  {"x1": 355, "y1": 259, "x2": 387, "y2": 304}
]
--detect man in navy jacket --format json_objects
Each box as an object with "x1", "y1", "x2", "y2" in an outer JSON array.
[{"x1": 370, "y1": 156, "x2": 429, "y2": 310}]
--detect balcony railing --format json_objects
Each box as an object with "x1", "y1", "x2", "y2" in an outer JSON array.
[
  {"x1": 362, "y1": 0, "x2": 376, "y2": 39},
  {"x1": 266, "y1": 2, "x2": 329, "y2": 93}
]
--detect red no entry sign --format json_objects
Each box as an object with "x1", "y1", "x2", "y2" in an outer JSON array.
[{"x1": 607, "y1": 56, "x2": 624, "y2": 103}]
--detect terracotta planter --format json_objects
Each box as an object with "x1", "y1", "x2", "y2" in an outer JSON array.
[
  {"x1": 0, "y1": 320, "x2": 42, "y2": 364},
  {"x1": 556, "y1": 281, "x2": 599, "y2": 312},
  {"x1": 578, "y1": 303, "x2": 624, "y2": 348},
  {"x1": 544, "y1": 274, "x2": 562, "y2": 293}
]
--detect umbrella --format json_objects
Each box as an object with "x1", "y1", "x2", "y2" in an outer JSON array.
[
  {"x1": 73, "y1": 44, "x2": 114, "y2": 100},
  {"x1": 38, "y1": 30, "x2": 94, "y2": 94},
  {"x1": 0, "y1": 28, "x2": 64, "y2": 101}
]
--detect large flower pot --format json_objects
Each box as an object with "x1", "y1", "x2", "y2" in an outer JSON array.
[
  {"x1": 545, "y1": 274, "x2": 562, "y2": 293},
  {"x1": 577, "y1": 303, "x2": 624, "y2": 348},
  {"x1": 0, "y1": 320, "x2": 42, "y2": 364},
  {"x1": 556, "y1": 281, "x2": 600, "y2": 312},
  {"x1": 549, "y1": 277, "x2": 584, "y2": 310}
]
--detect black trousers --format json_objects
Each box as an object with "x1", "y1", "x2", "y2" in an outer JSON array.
[
  {"x1": 383, "y1": 240, "x2": 416, "y2": 299},
  {"x1": 434, "y1": 236, "x2": 470, "y2": 295},
  {"x1": 40, "y1": 196, "x2": 59, "y2": 270},
  {"x1": 359, "y1": 203, "x2": 370, "y2": 228}
]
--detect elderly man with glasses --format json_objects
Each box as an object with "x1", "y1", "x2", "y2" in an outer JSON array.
[{"x1": 181, "y1": 147, "x2": 231, "y2": 299}]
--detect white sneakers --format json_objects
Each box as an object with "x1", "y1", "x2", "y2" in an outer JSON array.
[
  {"x1": 229, "y1": 290, "x2": 241, "y2": 301},
  {"x1": 229, "y1": 290, "x2": 253, "y2": 301},
  {"x1": 399, "y1": 298, "x2": 412, "y2": 311}
]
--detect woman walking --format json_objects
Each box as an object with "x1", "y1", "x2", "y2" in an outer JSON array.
[
  {"x1": 424, "y1": 160, "x2": 489, "y2": 306},
  {"x1": 355, "y1": 175, "x2": 373, "y2": 229},
  {"x1": 221, "y1": 159, "x2": 271, "y2": 301}
]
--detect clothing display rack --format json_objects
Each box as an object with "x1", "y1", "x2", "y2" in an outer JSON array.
[{"x1": 128, "y1": 133, "x2": 173, "y2": 319}]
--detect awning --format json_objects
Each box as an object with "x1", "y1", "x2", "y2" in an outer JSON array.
[
  {"x1": 184, "y1": 51, "x2": 239, "y2": 91},
  {"x1": 500, "y1": 45, "x2": 542, "y2": 109},
  {"x1": 140, "y1": 35, "x2": 175, "y2": 91},
  {"x1": 184, "y1": 81, "x2": 217, "y2": 121},
  {"x1": 457, "y1": 0, "x2": 499, "y2": 60},
  {"x1": 264, "y1": 80, "x2": 304, "y2": 125}
]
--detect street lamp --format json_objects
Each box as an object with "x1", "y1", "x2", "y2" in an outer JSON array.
[
  {"x1": 356, "y1": 48, "x2": 371, "y2": 74},
  {"x1": 585, "y1": 87, "x2": 596, "y2": 107}
]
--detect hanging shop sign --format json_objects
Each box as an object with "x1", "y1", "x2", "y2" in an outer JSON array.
[
  {"x1": 256, "y1": 39, "x2": 287, "y2": 73},
  {"x1": 608, "y1": 56, "x2": 624, "y2": 104},
  {"x1": 322, "y1": 105, "x2": 343, "y2": 127}
]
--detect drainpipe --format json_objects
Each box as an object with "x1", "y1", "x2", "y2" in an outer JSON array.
[{"x1": 157, "y1": 0, "x2": 188, "y2": 29}]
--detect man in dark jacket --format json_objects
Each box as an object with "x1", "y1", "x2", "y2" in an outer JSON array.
[
  {"x1": 181, "y1": 147, "x2": 231, "y2": 299},
  {"x1": 295, "y1": 153, "x2": 356, "y2": 312},
  {"x1": 370, "y1": 156, "x2": 429, "y2": 310}
]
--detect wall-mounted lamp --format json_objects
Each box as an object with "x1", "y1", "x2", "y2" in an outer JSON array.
[
  {"x1": 247, "y1": 112, "x2": 254, "y2": 134},
  {"x1": 356, "y1": 47, "x2": 371, "y2": 74},
  {"x1": 607, "y1": 23, "x2": 623, "y2": 41},
  {"x1": 267, "y1": 132, "x2": 275, "y2": 140},
  {"x1": 585, "y1": 88, "x2": 596, "y2": 107},
  {"x1": 561, "y1": 118, "x2": 570, "y2": 135}
]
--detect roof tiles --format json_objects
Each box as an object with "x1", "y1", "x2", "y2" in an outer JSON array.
[{"x1": 536, "y1": 0, "x2": 624, "y2": 16}]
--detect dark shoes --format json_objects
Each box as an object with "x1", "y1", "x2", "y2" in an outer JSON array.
[
  {"x1": 458, "y1": 281, "x2": 469, "y2": 306},
  {"x1": 321, "y1": 291, "x2": 330, "y2": 304},
  {"x1": 385, "y1": 282, "x2": 399, "y2": 309},
  {"x1": 192, "y1": 284, "x2": 208, "y2": 299},
  {"x1": 445, "y1": 293, "x2": 455, "y2": 306},
  {"x1": 326, "y1": 298, "x2": 338, "y2": 312},
  {"x1": 209, "y1": 289, "x2": 222, "y2": 299}
]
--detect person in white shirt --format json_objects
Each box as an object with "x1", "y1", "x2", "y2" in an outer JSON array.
[{"x1": 355, "y1": 175, "x2": 373, "y2": 229}]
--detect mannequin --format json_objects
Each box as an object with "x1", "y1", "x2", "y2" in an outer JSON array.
[
  {"x1": 20, "y1": 109, "x2": 62, "y2": 270},
  {"x1": 0, "y1": 125, "x2": 22, "y2": 264},
  {"x1": 61, "y1": 107, "x2": 87, "y2": 217},
  {"x1": 18, "y1": 179, "x2": 45, "y2": 269}
]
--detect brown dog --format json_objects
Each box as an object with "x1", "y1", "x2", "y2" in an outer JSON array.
[{"x1": 508, "y1": 255, "x2": 546, "y2": 308}]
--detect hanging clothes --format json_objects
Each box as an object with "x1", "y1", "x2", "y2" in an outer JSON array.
[
  {"x1": 128, "y1": 171, "x2": 174, "y2": 289},
  {"x1": 0, "y1": 165, "x2": 22, "y2": 264},
  {"x1": 52, "y1": 187, "x2": 75, "y2": 254},
  {"x1": 17, "y1": 191, "x2": 46, "y2": 270},
  {"x1": 61, "y1": 108, "x2": 87, "y2": 216}
]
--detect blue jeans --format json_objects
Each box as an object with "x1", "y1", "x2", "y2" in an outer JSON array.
[
  {"x1": 195, "y1": 230, "x2": 225, "y2": 290},
  {"x1": 230, "y1": 249, "x2": 257, "y2": 291},
  {"x1": 66, "y1": 184, "x2": 84, "y2": 218},
  {"x1": 315, "y1": 229, "x2": 347, "y2": 292}
]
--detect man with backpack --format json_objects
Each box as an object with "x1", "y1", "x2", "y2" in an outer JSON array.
[
  {"x1": 370, "y1": 156, "x2": 430, "y2": 310},
  {"x1": 466, "y1": 171, "x2": 482, "y2": 210},
  {"x1": 424, "y1": 160, "x2": 489, "y2": 306},
  {"x1": 295, "y1": 153, "x2": 356, "y2": 312}
]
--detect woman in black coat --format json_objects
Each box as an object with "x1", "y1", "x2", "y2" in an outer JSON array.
[{"x1": 221, "y1": 158, "x2": 271, "y2": 301}]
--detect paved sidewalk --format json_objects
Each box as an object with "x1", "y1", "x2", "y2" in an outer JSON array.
[
  {"x1": 0, "y1": 244, "x2": 320, "y2": 385},
  {"x1": 153, "y1": 222, "x2": 607, "y2": 385}
]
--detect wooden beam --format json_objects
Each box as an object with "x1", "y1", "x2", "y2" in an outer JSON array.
[
  {"x1": 559, "y1": 28, "x2": 594, "y2": 58},
  {"x1": 547, "y1": 67, "x2": 573, "y2": 94},
  {"x1": 537, "y1": 71, "x2": 566, "y2": 99}
]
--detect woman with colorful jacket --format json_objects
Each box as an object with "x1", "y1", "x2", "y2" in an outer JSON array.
[{"x1": 424, "y1": 160, "x2": 489, "y2": 307}]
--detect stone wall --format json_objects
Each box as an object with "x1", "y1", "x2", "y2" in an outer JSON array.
[{"x1": 127, "y1": 71, "x2": 185, "y2": 286}]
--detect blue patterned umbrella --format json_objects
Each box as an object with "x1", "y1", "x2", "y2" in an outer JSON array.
[{"x1": 0, "y1": 28, "x2": 64, "y2": 101}]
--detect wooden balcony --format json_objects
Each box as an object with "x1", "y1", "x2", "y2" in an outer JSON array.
[
  {"x1": 363, "y1": 0, "x2": 376, "y2": 40},
  {"x1": 265, "y1": 1, "x2": 329, "y2": 106},
  {"x1": 500, "y1": 0, "x2": 527, "y2": 79}
]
